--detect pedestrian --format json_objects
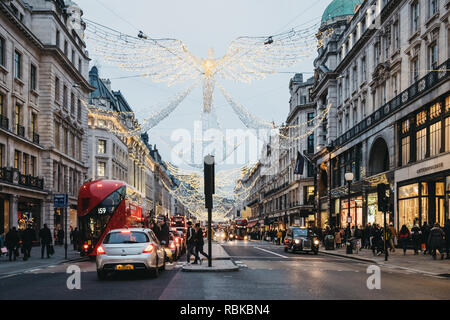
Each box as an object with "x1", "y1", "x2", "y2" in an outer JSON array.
[
  {"x1": 421, "y1": 222, "x2": 431, "y2": 254},
  {"x1": 39, "y1": 224, "x2": 52, "y2": 259},
  {"x1": 411, "y1": 224, "x2": 422, "y2": 255},
  {"x1": 194, "y1": 223, "x2": 209, "y2": 264},
  {"x1": 282, "y1": 229, "x2": 286, "y2": 244},
  {"x1": 156, "y1": 216, "x2": 170, "y2": 246},
  {"x1": 334, "y1": 228, "x2": 342, "y2": 248},
  {"x1": 57, "y1": 227, "x2": 64, "y2": 245},
  {"x1": 277, "y1": 230, "x2": 282, "y2": 245},
  {"x1": 72, "y1": 227, "x2": 79, "y2": 251},
  {"x1": 22, "y1": 225, "x2": 36, "y2": 260},
  {"x1": 444, "y1": 220, "x2": 450, "y2": 260},
  {"x1": 398, "y1": 225, "x2": 410, "y2": 255},
  {"x1": 186, "y1": 221, "x2": 199, "y2": 264},
  {"x1": 388, "y1": 223, "x2": 397, "y2": 252},
  {"x1": 363, "y1": 224, "x2": 371, "y2": 249},
  {"x1": 5, "y1": 227, "x2": 19, "y2": 261},
  {"x1": 428, "y1": 223, "x2": 445, "y2": 260}
]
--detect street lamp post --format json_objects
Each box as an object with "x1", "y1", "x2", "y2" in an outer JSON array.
[{"x1": 345, "y1": 172, "x2": 354, "y2": 254}]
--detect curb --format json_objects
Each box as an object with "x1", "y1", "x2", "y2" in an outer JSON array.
[
  {"x1": 181, "y1": 262, "x2": 239, "y2": 272},
  {"x1": 318, "y1": 250, "x2": 378, "y2": 264}
]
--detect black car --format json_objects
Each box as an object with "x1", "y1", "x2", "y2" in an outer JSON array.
[{"x1": 283, "y1": 227, "x2": 319, "y2": 254}]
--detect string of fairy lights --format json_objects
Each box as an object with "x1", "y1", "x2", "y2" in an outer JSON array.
[{"x1": 83, "y1": 18, "x2": 335, "y2": 220}]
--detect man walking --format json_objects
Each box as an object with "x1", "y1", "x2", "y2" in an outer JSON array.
[
  {"x1": 194, "y1": 223, "x2": 209, "y2": 264},
  {"x1": 22, "y1": 225, "x2": 36, "y2": 260},
  {"x1": 5, "y1": 227, "x2": 19, "y2": 261},
  {"x1": 72, "y1": 227, "x2": 79, "y2": 251},
  {"x1": 39, "y1": 224, "x2": 52, "y2": 259},
  {"x1": 388, "y1": 223, "x2": 397, "y2": 252},
  {"x1": 444, "y1": 220, "x2": 450, "y2": 259},
  {"x1": 186, "y1": 221, "x2": 199, "y2": 264},
  {"x1": 428, "y1": 223, "x2": 445, "y2": 260}
]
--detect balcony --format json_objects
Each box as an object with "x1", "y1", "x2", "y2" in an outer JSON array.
[
  {"x1": 0, "y1": 168, "x2": 44, "y2": 190},
  {"x1": 0, "y1": 115, "x2": 8, "y2": 131},
  {"x1": 332, "y1": 59, "x2": 450, "y2": 148},
  {"x1": 16, "y1": 124, "x2": 25, "y2": 138},
  {"x1": 32, "y1": 132, "x2": 40, "y2": 144},
  {"x1": 18, "y1": 173, "x2": 44, "y2": 189}
]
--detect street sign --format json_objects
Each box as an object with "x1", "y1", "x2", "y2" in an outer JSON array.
[{"x1": 54, "y1": 194, "x2": 68, "y2": 208}]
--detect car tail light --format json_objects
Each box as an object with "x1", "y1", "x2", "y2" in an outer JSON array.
[
  {"x1": 143, "y1": 244, "x2": 154, "y2": 253},
  {"x1": 83, "y1": 244, "x2": 89, "y2": 250},
  {"x1": 169, "y1": 242, "x2": 176, "y2": 249},
  {"x1": 97, "y1": 245, "x2": 106, "y2": 255},
  {"x1": 175, "y1": 237, "x2": 180, "y2": 244}
]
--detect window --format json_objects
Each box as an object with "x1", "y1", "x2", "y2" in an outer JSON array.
[
  {"x1": 30, "y1": 112, "x2": 37, "y2": 140},
  {"x1": 429, "y1": 0, "x2": 438, "y2": 17},
  {"x1": 22, "y1": 153, "x2": 28, "y2": 175},
  {"x1": 15, "y1": 104, "x2": 22, "y2": 135},
  {"x1": 30, "y1": 64, "x2": 37, "y2": 91},
  {"x1": 54, "y1": 121, "x2": 60, "y2": 150},
  {"x1": 412, "y1": 59, "x2": 419, "y2": 83},
  {"x1": 64, "y1": 40, "x2": 68, "y2": 56},
  {"x1": 71, "y1": 50, "x2": 75, "y2": 65},
  {"x1": 429, "y1": 43, "x2": 438, "y2": 70},
  {"x1": 361, "y1": 56, "x2": 366, "y2": 82},
  {"x1": 374, "y1": 43, "x2": 380, "y2": 65},
  {"x1": 392, "y1": 74, "x2": 398, "y2": 96},
  {"x1": 77, "y1": 137, "x2": 82, "y2": 161},
  {"x1": 0, "y1": 93, "x2": 4, "y2": 116},
  {"x1": 55, "y1": 77, "x2": 60, "y2": 102},
  {"x1": 352, "y1": 65, "x2": 358, "y2": 91},
  {"x1": 78, "y1": 58, "x2": 82, "y2": 73},
  {"x1": 77, "y1": 99, "x2": 81, "y2": 120},
  {"x1": 401, "y1": 136, "x2": 410, "y2": 165},
  {"x1": 31, "y1": 156, "x2": 36, "y2": 176},
  {"x1": 70, "y1": 92, "x2": 75, "y2": 115},
  {"x1": 98, "y1": 139, "x2": 106, "y2": 154},
  {"x1": 56, "y1": 30, "x2": 60, "y2": 48},
  {"x1": 307, "y1": 113, "x2": 314, "y2": 127},
  {"x1": 381, "y1": 83, "x2": 387, "y2": 105},
  {"x1": 411, "y1": 2, "x2": 419, "y2": 33},
  {"x1": 0, "y1": 36, "x2": 5, "y2": 66},
  {"x1": 97, "y1": 161, "x2": 106, "y2": 177},
  {"x1": 416, "y1": 128, "x2": 427, "y2": 161},
  {"x1": 70, "y1": 133, "x2": 75, "y2": 158},
  {"x1": 345, "y1": 75, "x2": 349, "y2": 98},
  {"x1": 14, "y1": 51, "x2": 21, "y2": 79},
  {"x1": 14, "y1": 150, "x2": 20, "y2": 171},
  {"x1": 393, "y1": 22, "x2": 400, "y2": 51},
  {"x1": 383, "y1": 35, "x2": 389, "y2": 59},
  {"x1": 63, "y1": 127, "x2": 68, "y2": 154},
  {"x1": 429, "y1": 122, "x2": 441, "y2": 156},
  {"x1": 307, "y1": 134, "x2": 314, "y2": 154},
  {"x1": 63, "y1": 85, "x2": 67, "y2": 108}
]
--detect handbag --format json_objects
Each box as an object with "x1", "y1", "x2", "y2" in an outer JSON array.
[{"x1": 1, "y1": 247, "x2": 7, "y2": 254}]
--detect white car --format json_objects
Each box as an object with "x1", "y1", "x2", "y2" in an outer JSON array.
[{"x1": 96, "y1": 228, "x2": 166, "y2": 280}]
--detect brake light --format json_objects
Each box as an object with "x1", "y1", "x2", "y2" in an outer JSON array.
[
  {"x1": 83, "y1": 244, "x2": 89, "y2": 250},
  {"x1": 97, "y1": 184, "x2": 103, "y2": 188},
  {"x1": 143, "y1": 244, "x2": 154, "y2": 253},
  {"x1": 97, "y1": 246, "x2": 106, "y2": 255},
  {"x1": 169, "y1": 242, "x2": 176, "y2": 249},
  {"x1": 120, "y1": 230, "x2": 131, "y2": 233},
  {"x1": 175, "y1": 237, "x2": 180, "y2": 244}
]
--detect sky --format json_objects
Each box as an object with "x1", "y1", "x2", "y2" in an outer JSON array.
[{"x1": 76, "y1": 0, "x2": 331, "y2": 172}]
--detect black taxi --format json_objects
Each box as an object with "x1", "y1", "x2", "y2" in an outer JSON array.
[{"x1": 283, "y1": 226, "x2": 319, "y2": 254}]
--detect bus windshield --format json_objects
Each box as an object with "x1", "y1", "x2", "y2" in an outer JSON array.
[{"x1": 79, "y1": 186, "x2": 126, "y2": 246}]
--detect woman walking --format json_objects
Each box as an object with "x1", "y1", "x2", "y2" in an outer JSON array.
[{"x1": 398, "y1": 225, "x2": 410, "y2": 255}]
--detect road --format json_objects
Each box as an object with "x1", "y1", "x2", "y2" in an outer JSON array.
[{"x1": 0, "y1": 240, "x2": 448, "y2": 300}]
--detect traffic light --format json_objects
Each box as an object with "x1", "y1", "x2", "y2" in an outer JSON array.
[
  {"x1": 204, "y1": 155, "x2": 215, "y2": 209},
  {"x1": 377, "y1": 183, "x2": 387, "y2": 212}
]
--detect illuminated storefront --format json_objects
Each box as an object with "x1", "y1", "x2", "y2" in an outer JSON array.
[
  {"x1": 339, "y1": 196, "x2": 363, "y2": 228},
  {"x1": 367, "y1": 193, "x2": 384, "y2": 226}
]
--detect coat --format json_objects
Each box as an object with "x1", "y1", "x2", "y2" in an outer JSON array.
[
  {"x1": 22, "y1": 228, "x2": 36, "y2": 246},
  {"x1": 5, "y1": 230, "x2": 19, "y2": 249},
  {"x1": 428, "y1": 227, "x2": 444, "y2": 249},
  {"x1": 195, "y1": 229, "x2": 204, "y2": 246},
  {"x1": 334, "y1": 231, "x2": 341, "y2": 244},
  {"x1": 39, "y1": 227, "x2": 52, "y2": 244}
]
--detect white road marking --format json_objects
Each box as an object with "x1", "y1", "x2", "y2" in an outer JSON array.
[{"x1": 253, "y1": 246, "x2": 289, "y2": 259}]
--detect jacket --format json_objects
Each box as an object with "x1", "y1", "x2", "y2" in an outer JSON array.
[
  {"x1": 195, "y1": 229, "x2": 204, "y2": 246},
  {"x1": 5, "y1": 230, "x2": 19, "y2": 248},
  {"x1": 22, "y1": 228, "x2": 36, "y2": 246},
  {"x1": 428, "y1": 227, "x2": 444, "y2": 248},
  {"x1": 186, "y1": 227, "x2": 196, "y2": 245},
  {"x1": 158, "y1": 223, "x2": 170, "y2": 245},
  {"x1": 39, "y1": 227, "x2": 52, "y2": 244}
]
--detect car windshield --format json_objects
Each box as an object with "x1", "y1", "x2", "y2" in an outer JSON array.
[
  {"x1": 292, "y1": 228, "x2": 308, "y2": 237},
  {"x1": 103, "y1": 231, "x2": 149, "y2": 244}
]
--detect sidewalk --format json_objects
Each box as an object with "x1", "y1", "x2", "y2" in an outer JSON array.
[
  {"x1": 0, "y1": 245, "x2": 85, "y2": 276},
  {"x1": 182, "y1": 241, "x2": 239, "y2": 272},
  {"x1": 320, "y1": 246, "x2": 450, "y2": 276}
]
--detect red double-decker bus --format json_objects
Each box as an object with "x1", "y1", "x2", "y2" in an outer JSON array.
[
  {"x1": 77, "y1": 180, "x2": 143, "y2": 256},
  {"x1": 233, "y1": 218, "x2": 248, "y2": 240}
]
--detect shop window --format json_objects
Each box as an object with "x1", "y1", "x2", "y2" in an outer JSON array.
[
  {"x1": 429, "y1": 102, "x2": 441, "y2": 120},
  {"x1": 399, "y1": 184, "x2": 419, "y2": 199},
  {"x1": 446, "y1": 117, "x2": 450, "y2": 152},
  {"x1": 416, "y1": 111, "x2": 427, "y2": 126}
]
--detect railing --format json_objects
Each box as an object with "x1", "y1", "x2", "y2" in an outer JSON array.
[
  {"x1": 16, "y1": 124, "x2": 25, "y2": 137},
  {"x1": 0, "y1": 167, "x2": 14, "y2": 183},
  {"x1": 32, "y1": 132, "x2": 39, "y2": 144},
  {"x1": 332, "y1": 59, "x2": 450, "y2": 148},
  {"x1": 0, "y1": 168, "x2": 44, "y2": 189},
  {"x1": 0, "y1": 115, "x2": 8, "y2": 131}
]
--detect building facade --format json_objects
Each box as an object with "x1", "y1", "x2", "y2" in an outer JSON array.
[{"x1": 0, "y1": 0, "x2": 92, "y2": 238}]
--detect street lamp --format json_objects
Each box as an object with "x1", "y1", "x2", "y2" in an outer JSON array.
[{"x1": 345, "y1": 172, "x2": 353, "y2": 254}]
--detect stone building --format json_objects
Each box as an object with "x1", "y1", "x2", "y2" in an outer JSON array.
[
  {"x1": 312, "y1": 0, "x2": 449, "y2": 230},
  {"x1": 0, "y1": 0, "x2": 92, "y2": 237}
]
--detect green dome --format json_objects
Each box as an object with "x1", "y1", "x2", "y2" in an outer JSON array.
[{"x1": 321, "y1": 0, "x2": 363, "y2": 23}]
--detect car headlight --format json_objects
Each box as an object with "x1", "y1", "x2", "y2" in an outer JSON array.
[
  {"x1": 294, "y1": 239, "x2": 300, "y2": 244},
  {"x1": 314, "y1": 240, "x2": 319, "y2": 245},
  {"x1": 244, "y1": 236, "x2": 248, "y2": 240}
]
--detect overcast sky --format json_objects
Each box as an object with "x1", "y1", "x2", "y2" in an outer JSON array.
[{"x1": 76, "y1": 0, "x2": 331, "y2": 171}]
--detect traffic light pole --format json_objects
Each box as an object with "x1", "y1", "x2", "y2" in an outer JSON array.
[
  {"x1": 384, "y1": 209, "x2": 388, "y2": 261},
  {"x1": 208, "y1": 206, "x2": 212, "y2": 267}
]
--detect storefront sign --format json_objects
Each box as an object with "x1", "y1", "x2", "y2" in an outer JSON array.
[
  {"x1": 416, "y1": 162, "x2": 443, "y2": 175},
  {"x1": 54, "y1": 194, "x2": 68, "y2": 208}
]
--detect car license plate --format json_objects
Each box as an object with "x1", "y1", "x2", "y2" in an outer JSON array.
[{"x1": 115, "y1": 264, "x2": 134, "y2": 270}]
